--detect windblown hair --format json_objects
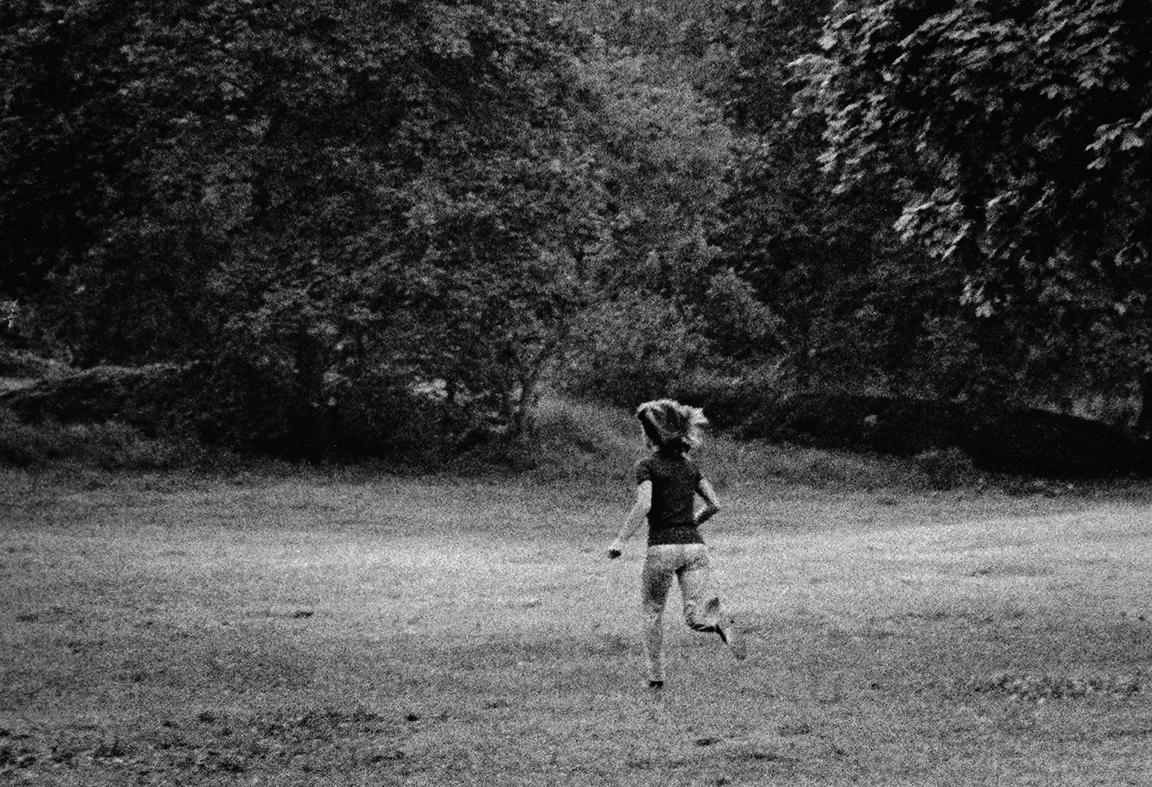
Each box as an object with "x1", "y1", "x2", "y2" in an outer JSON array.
[{"x1": 635, "y1": 399, "x2": 708, "y2": 454}]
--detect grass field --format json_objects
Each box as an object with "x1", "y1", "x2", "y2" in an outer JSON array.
[{"x1": 4, "y1": 434, "x2": 1152, "y2": 784}]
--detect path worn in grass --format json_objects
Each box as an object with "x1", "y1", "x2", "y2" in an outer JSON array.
[{"x1": 2, "y1": 467, "x2": 1152, "y2": 785}]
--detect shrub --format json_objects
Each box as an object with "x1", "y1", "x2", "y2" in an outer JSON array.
[
  {"x1": 0, "y1": 411, "x2": 202, "y2": 469},
  {"x1": 561, "y1": 293, "x2": 708, "y2": 407},
  {"x1": 914, "y1": 447, "x2": 979, "y2": 490},
  {"x1": 0, "y1": 349, "x2": 67, "y2": 379},
  {"x1": 697, "y1": 268, "x2": 780, "y2": 363},
  {"x1": 668, "y1": 364, "x2": 790, "y2": 430},
  {"x1": 737, "y1": 391, "x2": 1149, "y2": 480},
  {"x1": 0, "y1": 363, "x2": 202, "y2": 435},
  {"x1": 963, "y1": 408, "x2": 1148, "y2": 479},
  {"x1": 195, "y1": 355, "x2": 476, "y2": 463}
]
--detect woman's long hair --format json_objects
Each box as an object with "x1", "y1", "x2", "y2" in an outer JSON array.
[{"x1": 636, "y1": 399, "x2": 708, "y2": 454}]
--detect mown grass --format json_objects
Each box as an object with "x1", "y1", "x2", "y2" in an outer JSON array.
[{"x1": 3, "y1": 401, "x2": 1152, "y2": 784}]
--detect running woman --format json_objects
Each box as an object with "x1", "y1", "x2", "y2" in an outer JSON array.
[{"x1": 607, "y1": 398, "x2": 746, "y2": 689}]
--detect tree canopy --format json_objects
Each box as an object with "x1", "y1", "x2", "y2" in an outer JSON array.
[
  {"x1": 797, "y1": 0, "x2": 1152, "y2": 403},
  {"x1": 4, "y1": 0, "x2": 1152, "y2": 457},
  {"x1": 2, "y1": 0, "x2": 610, "y2": 453}
]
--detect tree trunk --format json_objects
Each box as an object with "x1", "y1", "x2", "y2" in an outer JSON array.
[
  {"x1": 1134, "y1": 368, "x2": 1152, "y2": 437},
  {"x1": 509, "y1": 370, "x2": 540, "y2": 439}
]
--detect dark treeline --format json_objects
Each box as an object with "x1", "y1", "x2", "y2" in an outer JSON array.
[{"x1": 2, "y1": 0, "x2": 1151, "y2": 459}]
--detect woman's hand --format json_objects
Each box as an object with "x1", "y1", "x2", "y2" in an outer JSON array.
[{"x1": 694, "y1": 478, "x2": 721, "y2": 526}]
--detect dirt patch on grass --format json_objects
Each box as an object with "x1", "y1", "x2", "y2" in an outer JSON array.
[{"x1": 970, "y1": 670, "x2": 1148, "y2": 702}]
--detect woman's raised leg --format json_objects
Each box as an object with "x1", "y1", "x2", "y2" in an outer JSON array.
[{"x1": 678, "y1": 545, "x2": 746, "y2": 660}]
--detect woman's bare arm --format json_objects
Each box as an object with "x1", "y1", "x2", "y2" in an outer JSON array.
[
  {"x1": 607, "y1": 481, "x2": 652, "y2": 558},
  {"x1": 694, "y1": 478, "x2": 721, "y2": 527}
]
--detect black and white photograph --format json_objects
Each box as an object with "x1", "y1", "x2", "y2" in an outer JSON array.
[{"x1": 3, "y1": 0, "x2": 1152, "y2": 783}]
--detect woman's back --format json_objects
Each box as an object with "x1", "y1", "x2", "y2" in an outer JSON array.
[{"x1": 636, "y1": 451, "x2": 702, "y2": 545}]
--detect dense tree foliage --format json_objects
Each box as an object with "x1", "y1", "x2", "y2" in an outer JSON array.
[
  {"x1": 797, "y1": 0, "x2": 1152, "y2": 407},
  {"x1": 2, "y1": 0, "x2": 605, "y2": 453},
  {"x1": 511, "y1": 0, "x2": 747, "y2": 404},
  {"x1": 4, "y1": 0, "x2": 1152, "y2": 457},
  {"x1": 716, "y1": 0, "x2": 897, "y2": 388}
]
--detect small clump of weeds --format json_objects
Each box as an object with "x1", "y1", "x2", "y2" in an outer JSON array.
[
  {"x1": 90, "y1": 736, "x2": 127, "y2": 761},
  {"x1": 972, "y1": 670, "x2": 1146, "y2": 702}
]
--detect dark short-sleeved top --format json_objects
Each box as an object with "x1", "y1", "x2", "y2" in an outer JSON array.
[{"x1": 635, "y1": 451, "x2": 704, "y2": 546}]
